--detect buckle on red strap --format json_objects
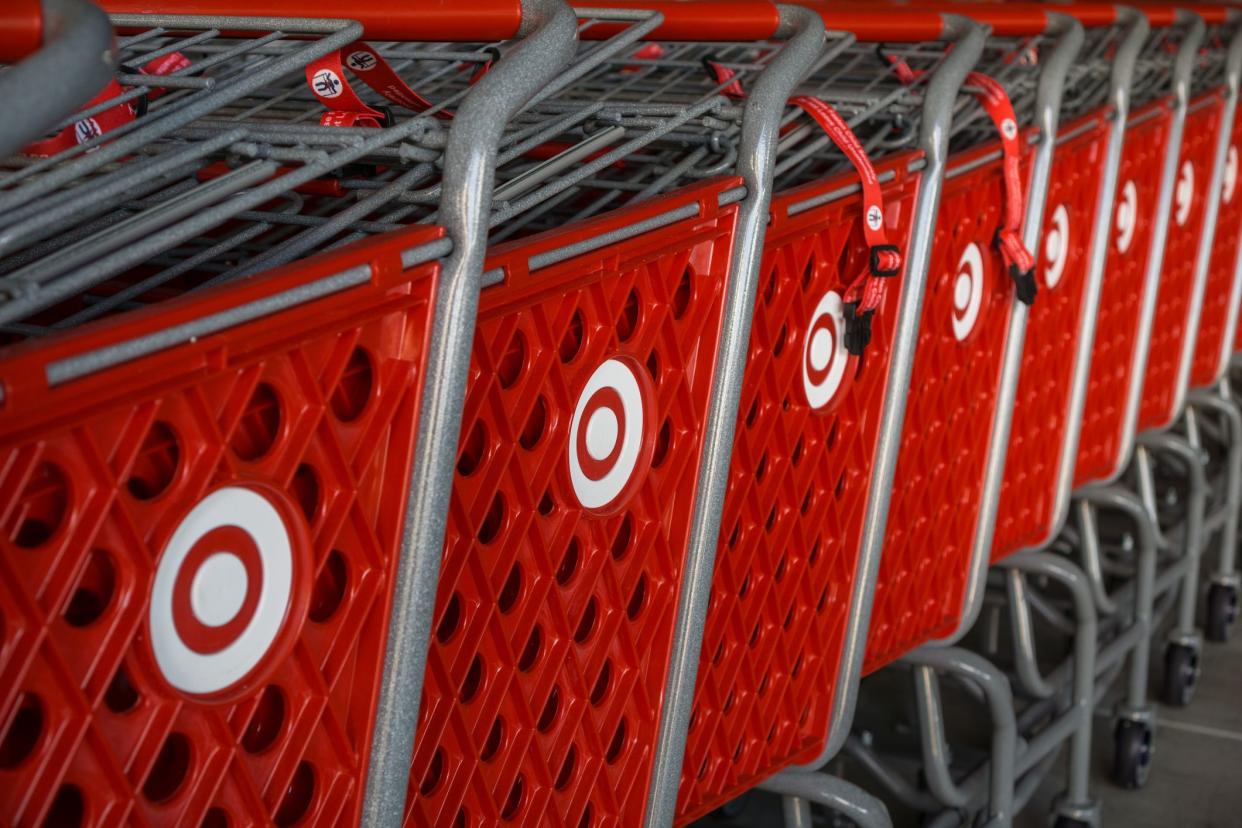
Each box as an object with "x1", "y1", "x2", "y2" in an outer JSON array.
[
  {"x1": 1008, "y1": 263, "x2": 1037, "y2": 306},
  {"x1": 843, "y1": 301, "x2": 874, "y2": 357},
  {"x1": 869, "y1": 244, "x2": 902, "y2": 278}
]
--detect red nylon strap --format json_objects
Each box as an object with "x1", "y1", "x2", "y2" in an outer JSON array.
[
  {"x1": 22, "y1": 53, "x2": 188, "y2": 157},
  {"x1": 706, "y1": 59, "x2": 902, "y2": 317},
  {"x1": 307, "y1": 42, "x2": 453, "y2": 127},
  {"x1": 966, "y1": 70, "x2": 1034, "y2": 283},
  {"x1": 789, "y1": 95, "x2": 902, "y2": 313},
  {"x1": 881, "y1": 50, "x2": 1035, "y2": 301}
]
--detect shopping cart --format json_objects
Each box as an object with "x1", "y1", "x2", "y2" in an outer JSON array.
[
  {"x1": 1060, "y1": 6, "x2": 1217, "y2": 789},
  {"x1": 0, "y1": 1, "x2": 579, "y2": 825},
  {"x1": 670, "y1": 7, "x2": 989, "y2": 823},
  {"x1": 865, "y1": 3, "x2": 1144, "y2": 674}
]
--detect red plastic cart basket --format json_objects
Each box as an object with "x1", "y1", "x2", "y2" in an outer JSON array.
[
  {"x1": 0, "y1": 223, "x2": 444, "y2": 827},
  {"x1": 396, "y1": 6, "x2": 833, "y2": 826},
  {"x1": 987, "y1": 5, "x2": 1151, "y2": 561},
  {"x1": 0, "y1": 2, "x2": 577, "y2": 825},
  {"x1": 673, "y1": 8, "x2": 989, "y2": 821},
  {"x1": 1136, "y1": 7, "x2": 1237, "y2": 434},
  {"x1": 1190, "y1": 19, "x2": 1242, "y2": 390},
  {"x1": 864, "y1": 3, "x2": 1141, "y2": 669}
]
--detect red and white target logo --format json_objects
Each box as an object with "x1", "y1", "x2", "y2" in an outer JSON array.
[
  {"x1": 1175, "y1": 160, "x2": 1194, "y2": 226},
  {"x1": 1116, "y1": 180, "x2": 1138, "y2": 254},
  {"x1": 1224, "y1": 146, "x2": 1238, "y2": 205},
  {"x1": 568, "y1": 358, "x2": 653, "y2": 512},
  {"x1": 1000, "y1": 118, "x2": 1018, "y2": 141},
  {"x1": 952, "y1": 242, "x2": 985, "y2": 342},
  {"x1": 1044, "y1": 204, "x2": 1070, "y2": 289},
  {"x1": 149, "y1": 486, "x2": 306, "y2": 698},
  {"x1": 802, "y1": 290, "x2": 849, "y2": 409}
]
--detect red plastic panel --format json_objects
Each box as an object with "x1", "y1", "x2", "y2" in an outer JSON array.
[
  {"x1": 1190, "y1": 104, "x2": 1242, "y2": 387},
  {"x1": 674, "y1": 153, "x2": 924, "y2": 824},
  {"x1": 1138, "y1": 94, "x2": 1226, "y2": 432},
  {"x1": 0, "y1": 225, "x2": 442, "y2": 827},
  {"x1": 406, "y1": 180, "x2": 736, "y2": 828},
  {"x1": 1073, "y1": 102, "x2": 1174, "y2": 486},
  {"x1": 865, "y1": 140, "x2": 1029, "y2": 672},
  {"x1": 992, "y1": 111, "x2": 1110, "y2": 561}
]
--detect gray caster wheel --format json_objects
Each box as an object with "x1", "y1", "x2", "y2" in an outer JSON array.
[
  {"x1": 1111, "y1": 719, "x2": 1153, "y2": 789},
  {"x1": 1162, "y1": 642, "x2": 1200, "y2": 707},
  {"x1": 1205, "y1": 582, "x2": 1238, "y2": 643}
]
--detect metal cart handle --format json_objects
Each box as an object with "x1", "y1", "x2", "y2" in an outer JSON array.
[{"x1": 0, "y1": 0, "x2": 115, "y2": 158}]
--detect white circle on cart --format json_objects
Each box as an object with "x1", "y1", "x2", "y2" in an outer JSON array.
[
  {"x1": 1176, "y1": 160, "x2": 1195, "y2": 226},
  {"x1": 1224, "y1": 146, "x2": 1238, "y2": 205},
  {"x1": 311, "y1": 68, "x2": 345, "y2": 99},
  {"x1": 149, "y1": 486, "x2": 293, "y2": 696},
  {"x1": 1044, "y1": 204, "x2": 1070, "y2": 289},
  {"x1": 586, "y1": 407, "x2": 620, "y2": 461},
  {"x1": 952, "y1": 242, "x2": 985, "y2": 341},
  {"x1": 74, "y1": 118, "x2": 102, "y2": 145},
  {"x1": 568, "y1": 359, "x2": 647, "y2": 510},
  {"x1": 1001, "y1": 118, "x2": 1018, "y2": 141},
  {"x1": 190, "y1": 552, "x2": 248, "y2": 627},
  {"x1": 1116, "y1": 179, "x2": 1138, "y2": 254},
  {"x1": 866, "y1": 204, "x2": 884, "y2": 231},
  {"x1": 802, "y1": 290, "x2": 849, "y2": 409}
]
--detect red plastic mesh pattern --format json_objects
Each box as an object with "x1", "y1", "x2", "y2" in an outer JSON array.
[
  {"x1": 0, "y1": 226, "x2": 441, "y2": 828},
  {"x1": 406, "y1": 180, "x2": 736, "y2": 828},
  {"x1": 1190, "y1": 103, "x2": 1242, "y2": 387},
  {"x1": 992, "y1": 113, "x2": 1109, "y2": 561},
  {"x1": 1138, "y1": 95, "x2": 1225, "y2": 431},
  {"x1": 674, "y1": 153, "x2": 924, "y2": 825},
  {"x1": 1073, "y1": 104, "x2": 1173, "y2": 486},
  {"x1": 864, "y1": 141, "x2": 1028, "y2": 672}
]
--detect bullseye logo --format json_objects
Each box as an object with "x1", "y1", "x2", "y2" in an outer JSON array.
[
  {"x1": 1175, "y1": 160, "x2": 1194, "y2": 226},
  {"x1": 568, "y1": 358, "x2": 652, "y2": 512},
  {"x1": 802, "y1": 290, "x2": 849, "y2": 409},
  {"x1": 149, "y1": 486, "x2": 306, "y2": 698},
  {"x1": 1044, "y1": 204, "x2": 1070, "y2": 289},
  {"x1": 1000, "y1": 118, "x2": 1018, "y2": 141},
  {"x1": 1224, "y1": 146, "x2": 1238, "y2": 205},
  {"x1": 1116, "y1": 180, "x2": 1138, "y2": 254},
  {"x1": 952, "y1": 242, "x2": 985, "y2": 342}
]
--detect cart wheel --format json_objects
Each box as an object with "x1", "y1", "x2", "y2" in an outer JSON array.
[
  {"x1": 1161, "y1": 642, "x2": 1200, "y2": 707},
  {"x1": 1053, "y1": 817, "x2": 1092, "y2": 828},
  {"x1": 1205, "y1": 582, "x2": 1238, "y2": 643},
  {"x1": 1110, "y1": 719, "x2": 1153, "y2": 789}
]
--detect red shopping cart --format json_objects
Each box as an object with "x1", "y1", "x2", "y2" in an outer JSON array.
[
  {"x1": 672, "y1": 7, "x2": 990, "y2": 821},
  {"x1": 867, "y1": 3, "x2": 1144, "y2": 669},
  {"x1": 0, "y1": 2, "x2": 574, "y2": 825},
  {"x1": 1136, "y1": 6, "x2": 1235, "y2": 434},
  {"x1": 1074, "y1": 6, "x2": 1193, "y2": 488}
]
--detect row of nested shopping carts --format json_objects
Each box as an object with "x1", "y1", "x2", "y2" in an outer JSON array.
[{"x1": 1, "y1": 0, "x2": 1242, "y2": 826}]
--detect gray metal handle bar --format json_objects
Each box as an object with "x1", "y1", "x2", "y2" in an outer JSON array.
[{"x1": 0, "y1": 0, "x2": 115, "y2": 157}]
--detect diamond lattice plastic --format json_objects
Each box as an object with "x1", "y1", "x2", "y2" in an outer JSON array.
[
  {"x1": 406, "y1": 180, "x2": 736, "y2": 828},
  {"x1": 1074, "y1": 103, "x2": 1173, "y2": 486},
  {"x1": 1138, "y1": 95, "x2": 1225, "y2": 431},
  {"x1": 993, "y1": 112, "x2": 1110, "y2": 560},
  {"x1": 1190, "y1": 102, "x2": 1242, "y2": 387},
  {"x1": 674, "y1": 154, "x2": 923, "y2": 824},
  {"x1": 0, "y1": 226, "x2": 441, "y2": 828},
  {"x1": 865, "y1": 140, "x2": 1029, "y2": 671}
]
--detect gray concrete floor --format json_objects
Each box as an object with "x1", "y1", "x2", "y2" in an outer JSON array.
[{"x1": 1016, "y1": 615, "x2": 1242, "y2": 828}]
